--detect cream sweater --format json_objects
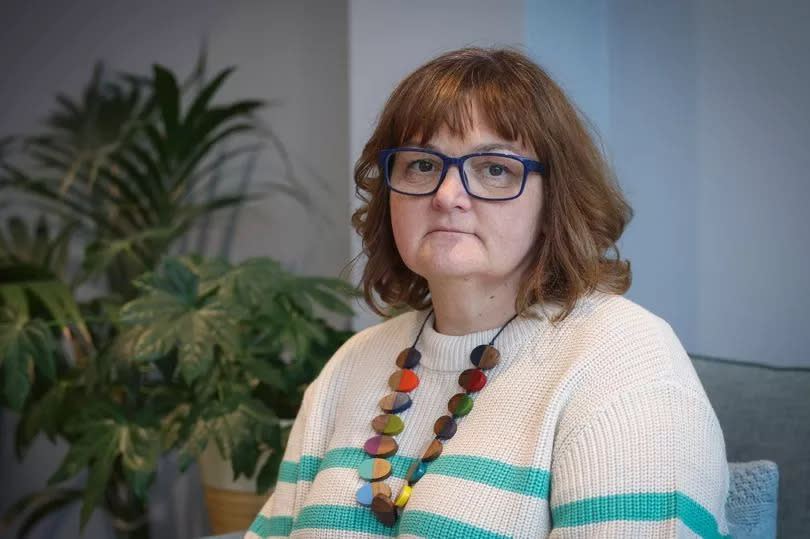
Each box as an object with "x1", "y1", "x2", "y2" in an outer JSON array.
[{"x1": 247, "y1": 293, "x2": 730, "y2": 538}]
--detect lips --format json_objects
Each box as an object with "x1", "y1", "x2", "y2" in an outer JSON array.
[{"x1": 428, "y1": 227, "x2": 470, "y2": 234}]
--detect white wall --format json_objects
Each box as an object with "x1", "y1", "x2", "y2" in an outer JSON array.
[
  {"x1": 527, "y1": 0, "x2": 810, "y2": 367},
  {"x1": 693, "y1": 1, "x2": 810, "y2": 367}
]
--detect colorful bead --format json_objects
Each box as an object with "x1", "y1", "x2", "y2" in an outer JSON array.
[
  {"x1": 395, "y1": 347, "x2": 421, "y2": 368},
  {"x1": 363, "y1": 435, "x2": 399, "y2": 458},
  {"x1": 459, "y1": 368, "x2": 487, "y2": 392},
  {"x1": 448, "y1": 393, "x2": 473, "y2": 417},
  {"x1": 470, "y1": 344, "x2": 501, "y2": 369},
  {"x1": 379, "y1": 392, "x2": 412, "y2": 413},
  {"x1": 358, "y1": 458, "x2": 392, "y2": 481},
  {"x1": 371, "y1": 494, "x2": 398, "y2": 525},
  {"x1": 394, "y1": 485, "x2": 412, "y2": 508},
  {"x1": 388, "y1": 369, "x2": 419, "y2": 392},
  {"x1": 356, "y1": 482, "x2": 391, "y2": 506},
  {"x1": 433, "y1": 415, "x2": 457, "y2": 439},
  {"x1": 421, "y1": 439, "x2": 443, "y2": 461},
  {"x1": 405, "y1": 460, "x2": 427, "y2": 484},
  {"x1": 371, "y1": 413, "x2": 404, "y2": 435}
]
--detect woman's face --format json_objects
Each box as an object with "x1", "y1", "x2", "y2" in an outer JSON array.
[{"x1": 389, "y1": 106, "x2": 544, "y2": 288}]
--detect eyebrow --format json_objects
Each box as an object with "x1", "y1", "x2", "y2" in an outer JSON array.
[{"x1": 418, "y1": 142, "x2": 523, "y2": 155}]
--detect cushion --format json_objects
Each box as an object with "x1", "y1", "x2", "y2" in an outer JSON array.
[{"x1": 727, "y1": 460, "x2": 778, "y2": 538}]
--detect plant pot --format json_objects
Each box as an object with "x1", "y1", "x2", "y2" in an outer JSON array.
[
  {"x1": 198, "y1": 419, "x2": 294, "y2": 534},
  {"x1": 199, "y1": 445, "x2": 268, "y2": 534}
]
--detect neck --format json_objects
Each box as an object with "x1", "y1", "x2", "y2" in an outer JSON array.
[{"x1": 428, "y1": 277, "x2": 520, "y2": 335}]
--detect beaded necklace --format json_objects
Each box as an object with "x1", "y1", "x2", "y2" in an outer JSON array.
[{"x1": 355, "y1": 309, "x2": 519, "y2": 526}]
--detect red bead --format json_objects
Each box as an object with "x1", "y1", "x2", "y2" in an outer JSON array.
[{"x1": 458, "y1": 368, "x2": 487, "y2": 392}]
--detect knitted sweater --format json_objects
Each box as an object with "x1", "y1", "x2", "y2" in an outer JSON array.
[{"x1": 247, "y1": 293, "x2": 730, "y2": 538}]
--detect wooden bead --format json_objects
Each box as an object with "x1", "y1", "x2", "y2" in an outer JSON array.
[
  {"x1": 356, "y1": 482, "x2": 391, "y2": 506},
  {"x1": 363, "y1": 435, "x2": 399, "y2": 458},
  {"x1": 394, "y1": 484, "x2": 412, "y2": 508},
  {"x1": 371, "y1": 494, "x2": 399, "y2": 526},
  {"x1": 458, "y1": 368, "x2": 487, "y2": 392},
  {"x1": 388, "y1": 369, "x2": 419, "y2": 392},
  {"x1": 448, "y1": 393, "x2": 473, "y2": 417},
  {"x1": 470, "y1": 344, "x2": 501, "y2": 369},
  {"x1": 371, "y1": 413, "x2": 404, "y2": 435},
  {"x1": 395, "y1": 347, "x2": 421, "y2": 368},
  {"x1": 405, "y1": 460, "x2": 427, "y2": 485},
  {"x1": 358, "y1": 458, "x2": 392, "y2": 481},
  {"x1": 421, "y1": 439, "x2": 443, "y2": 462},
  {"x1": 433, "y1": 415, "x2": 457, "y2": 439},
  {"x1": 378, "y1": 392, "x2": 412, "y2": 413}
]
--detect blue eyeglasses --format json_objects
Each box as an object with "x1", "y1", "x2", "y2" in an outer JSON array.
[{"x1": 379, "y1": 147, "x2": 546, "y2": 201}]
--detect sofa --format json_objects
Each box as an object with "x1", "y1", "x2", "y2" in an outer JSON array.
[{"x1": 692, "y1": 355, "x2": 809, "y2": 538}]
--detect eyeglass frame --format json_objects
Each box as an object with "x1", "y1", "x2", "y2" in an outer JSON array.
[{"x1": 379, "y1": 147, "x2": 547, "y2": 201}]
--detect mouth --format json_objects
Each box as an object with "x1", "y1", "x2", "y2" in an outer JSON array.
[
  {"x1": 429, "y1": 227, "x2": 469, "y2": 234},
  {"x1": 427, "y1": 228, "x2": 473, "y2": 236}
]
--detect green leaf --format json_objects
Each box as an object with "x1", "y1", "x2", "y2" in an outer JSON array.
[
  {"x1": 256, "y1": 449, "x2": 282, "y2": 494},
  {"x1": 79, "y1": 432, "x2": 117, "y2": 529},
  {"x1": 231, "y1": 437, "x2": 259, "y2": 480},
  {"x1": 153, "y1": 65, "x2": 180, "y2": 140},
  {"x1": 0, "y1": 487, "x2": 82, "y2": 539},
  {"x1": 2, "y1": 349, "x2": 31, "y2": 411},
  {"x1": 48, "y1": 401, "x2": 123, "y2": 485},
  {"x1": 121, "y1": 258, "x2": 243, "y2": 382},
  {"x1": 15, "y1": 380, "x2": 70, "y2": 454},
  {"x1": 0, "y1": 308, "x2": 56, "y2": 410}
]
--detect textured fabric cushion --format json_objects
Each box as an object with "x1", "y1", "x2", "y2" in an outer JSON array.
[{"x1": 727, "y1": 461, "x2": 779, "y2": 538}]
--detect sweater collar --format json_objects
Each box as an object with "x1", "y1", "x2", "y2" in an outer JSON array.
[{"x1": 416, "y1": 306, "x2": 549, "y2": 372}]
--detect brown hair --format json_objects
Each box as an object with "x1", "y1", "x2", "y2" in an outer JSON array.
[{"x1": 351, "y1": 47, "x2": 632, "y2": 322}]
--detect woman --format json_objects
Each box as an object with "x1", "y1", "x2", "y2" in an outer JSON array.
[{"x1": 248, "y1": 48, "x2": 729, "y2": 538}]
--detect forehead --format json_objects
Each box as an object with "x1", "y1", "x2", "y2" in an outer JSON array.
[{"x1": 406, "y1": 103, "x2": 532, "y2": 156}]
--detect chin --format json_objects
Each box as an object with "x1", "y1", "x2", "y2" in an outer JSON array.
[{"x1": 413, "y1": 257, "x2": 481, "y2": 281}]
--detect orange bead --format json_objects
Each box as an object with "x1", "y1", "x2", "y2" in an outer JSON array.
[{"x1": 388, "y1": 369, "x2": 420, "y2": 392}]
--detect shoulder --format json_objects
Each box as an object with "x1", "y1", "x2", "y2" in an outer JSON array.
[{"x1": 550, "y1": 292, "x2": 709, "y2": 410}]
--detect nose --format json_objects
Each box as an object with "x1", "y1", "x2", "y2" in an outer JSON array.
[{"x1": 431, "y1": 163, "x2": 470, "y2": 211}]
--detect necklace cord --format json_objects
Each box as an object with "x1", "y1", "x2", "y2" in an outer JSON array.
[
  {"x1": 489, "y1": 313, "x2": 519, "y2": 345},
  {"x1": 416, "y1": 309, "x2": 519, "y2": 346}
]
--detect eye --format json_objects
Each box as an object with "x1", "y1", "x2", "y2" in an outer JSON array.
[
  {"x1": 487, "y1": 164, "x2": 506, "y2": 176},
  {"x1": 408, "y1": 159, "x2": 436, "y2": 173}
]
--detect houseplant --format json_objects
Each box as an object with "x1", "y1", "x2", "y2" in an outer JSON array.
[{"x1": 0, "y1": 55, "x2": 354, "y2": 538}]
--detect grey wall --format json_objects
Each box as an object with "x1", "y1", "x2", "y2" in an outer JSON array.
[
  {"x1": 0, "y1": 1, "x2": 349, "y2": 538},
  {"x1": 0, "y1": 0, "x2": 349, "y2": 278},
  {"x1": 527, "y1": 0, "x2": 810, "y2": 368}
]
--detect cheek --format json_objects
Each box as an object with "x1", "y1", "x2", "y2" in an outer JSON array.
[{"x1": 389, "y1": 197, "x2": 417, "y2": 253}]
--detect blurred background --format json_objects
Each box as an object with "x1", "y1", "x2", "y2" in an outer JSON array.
[{"x1": 0, "y1": 1, "x2": 807, "y2": 538}]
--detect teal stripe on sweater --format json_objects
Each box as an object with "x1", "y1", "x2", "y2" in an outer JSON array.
[
  {"x1": 399, "y1": 510, "x2": 511, "y2": 539},
  {"x1": 291, "y1": 504, "x2": 508, "y2": 538},
  {"x1": 249, "y1": 514, "x2": 293, "y2": 537},
  {"x1": 427, "y1": 454, "x2": 550, "y2": 498},
  {"x1": 552, "y1": 491, "x2": 729, "y2": 538},
  {"x1": 286, "y1": 447, "x2": 550, "y2": 497},
  {"x1": 277, "y1": 460, "x2": 298, "y2": 483},
  {"x1": 292, "y1": 504, "x2": 395, "y2": 536}
]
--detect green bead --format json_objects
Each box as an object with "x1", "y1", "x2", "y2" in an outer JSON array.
[
  {"x1": 371, "y1": 413, "x2": 404, "y2": 435},
  {"x1": 448, "y1": 393, "x2": 473, "y2": 417}
]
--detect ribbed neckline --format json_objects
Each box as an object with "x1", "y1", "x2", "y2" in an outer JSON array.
[{"x1": 415, "y1": 306, "x2": 549, "y2": 372}]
